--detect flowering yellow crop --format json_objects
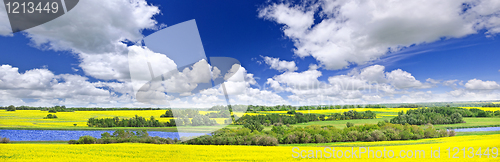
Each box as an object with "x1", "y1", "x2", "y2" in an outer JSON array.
[
  {"x1": 0, "y1": 110, "x2": 233, "y2": 128},
  {"x1": 1, "y1": 134, "x2": 499, "y2": 161}
]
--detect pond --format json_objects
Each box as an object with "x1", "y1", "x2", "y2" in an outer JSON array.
[
  {"x1": 451, "y1": 127, "x2": 500, "y2": 132},
  {"x1": 0, "y1": 130, "x2": 206, "y2": 141}
]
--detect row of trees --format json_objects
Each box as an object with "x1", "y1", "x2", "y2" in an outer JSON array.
[
  {"x1": 87, "y1": 114, "x2": 219, "y2": 128},
  {"x1": 185, "y1": 121, "x2": 454, "y2": 146},
  {"x1": 210, "y1": 104, "x2": 412, "y2": 112},
  {"x1": 483, "y1": 103, "x2": 500, "y2": 107},
  {"x1": 390, "y1": 107, "x2": 500, "y2": 125},
  {"x1": 69, "y1": 130, "x2": 180, "y2": 144},
  {"x1": 87, "y1": 115, "x2": 174, "y2": 127},
  {"x1": 0, "y1": 105, "x2": 162, "y2": 111},
  {"x1": 233, "y1": 110, "x2": 376, "y2": 126}
]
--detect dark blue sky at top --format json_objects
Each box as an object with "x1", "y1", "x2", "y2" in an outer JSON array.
[{"x1": 0, "y1": 0, "x2": 499, "y2": 88}]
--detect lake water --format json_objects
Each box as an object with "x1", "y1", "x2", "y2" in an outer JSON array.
[
  {"x1": 0, "y1": 130, "x2": 206, "y2": 141},
  {"x1": 451, "y1": 127, "x2": 500, "y2": 132}
]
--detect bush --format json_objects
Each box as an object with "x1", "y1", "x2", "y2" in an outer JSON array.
[
  {"x1": 346, "y1": 122, "x2": 354, "y2": 128},
  {"x1": 243, "y1": 121, "x2": 264, "y2": 132},
  {"x1": 1, "y1": 137, "x2": 10, "y2": 143},
  {"x1": 370, "y1": 130, "x2": 386, "y2": 141},
  {"x1": 68, "y1": 140, "x2": 77, "y2": 144},
  {"x1": 438, "y1": 129, "x2": 449, "y2": 137},
  {"x1": 76, "y1": 136, "x2": 96, "y2": 144},
  {"x1": 6, "y1": 105, "x2": 15, "y2": 111},
  {"x1": 43, "y1": 114, "x2": 58, "y2": 119},
  {"x1": 70, "y1": 130, "x2": 180, "y2": 145},
  {"x1": 160, "y1": 109, "x2": 174, "y2": 118},
  {"x1": 48, "y1": 109, "x2": 57, "y2": 113},
  {"x1": 448, "y1": 130, "x2": 456, "y2": 137},
  {"x1": 256, "y1": 135, "x2": 278, "y2": 146}
]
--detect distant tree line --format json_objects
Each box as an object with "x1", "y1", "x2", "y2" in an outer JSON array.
[
  {"x1": 207, "y1": 101, "x2": 500, "y2": 112},
  {"x1": 69, "y1": 130, "x2": 180, "y2": 144},
  {"x1": 390, "y1": 107, "x2": 500, "y2": 125},
  {"x1": 232, "y1": 110, "x2": 376, "y2": 126},
  {"x1": 87, "y1": 115, "x2": 174, "y2": 127},
  {"x1": 396, "y1": 104, "x2": 421, "y2": 108},
  {"x1": 210, "y1": 104, "x2": 407, "y2": 112},
  {"x1": 483, "y1": 103, "x2": 500, "y2": 107},
  {"x1": 0, "y1": 105, "x2": 162, "y2": 111},
  {"x1": 185, "y1": 121, "x2": 454, "y2": 146},
  {"x1": 87, "y1": 114, "x2": 218, "y2": 128}
]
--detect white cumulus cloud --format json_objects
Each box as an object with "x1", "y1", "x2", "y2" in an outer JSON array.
[
  {"x1": 259, "y1": 0, "x2": 500, "y2": 70},
  {"x1": 464, "y1": 79, "x2": 500, "y2": 90},
  {"x1": 262, "y1": 56, "x2": 298, "y2": 72}
]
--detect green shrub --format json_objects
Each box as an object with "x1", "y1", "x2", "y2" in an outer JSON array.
[
  {"x1": 76, "y1": 136, "x2": 96, "y2": 144},
  {"x1": 438, "y1": 129, "x2": 449, "y2": 137},
  {"x1": 1, "y1": 137, "x2": 10, "y2": 143},
  {"x1": 43, "y1": 114, "x2": 57, "y2": 119},
  {"x1": 160, "y1": 109, "x2": 174, "y2": 118},
  {"x1": 68, "y1": 140, "x2": 77, "y2": 144},
  {"x1": 6, "y1": 105, "x2": 15, "y2": 111},
  {"x1": 370, "y1": 130, "x2": 386, "y2": 141},
  {"x1": 243, "y1": 121, "x2": 264, "y2": 132},
  {"x1": 448, "y1": 130, "x2": 456, "y2": 137},
  {"x1": 346, "y1": 122, "x2": 354, "y2": 128}
]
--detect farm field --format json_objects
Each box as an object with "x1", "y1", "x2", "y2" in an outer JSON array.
[
  {"x1": 1, "y1": 133, "x2": 499, "y2": 161},
  {"x1": 0, "y1": 110, "x2": 232, "y2": 130}
]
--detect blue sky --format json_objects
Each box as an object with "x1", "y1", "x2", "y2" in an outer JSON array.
[{"x1": 0, "y1": 0, "x2": 499, "y2": 107}]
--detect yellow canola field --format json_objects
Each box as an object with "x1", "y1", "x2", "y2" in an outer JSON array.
[
  {"x1": 1, "y1": 134, "x2": 499, "y2": 161},
  {"x1": 0, "y1": 110, "x2": 230, "y2": 128}
]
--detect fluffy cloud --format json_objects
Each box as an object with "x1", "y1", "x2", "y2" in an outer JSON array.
[
  {"x1": 262, "y1": 56, "x2": 298, "y2": 72},
  {"x1": 386, "y1": 69, "x2": 426, "y2": 89},
  {"x1": 0, "y1": 0, "x2": 162, "y2": 82},
  {"x1": 464, "y1": 79, "x2": 500, "y2": 90},
  {"x1": 78, "y1": 53, "x2": 131, "y2": 81},
  {"x1": 22, "y1": 0, "x2": 160, "y2": 54},
  {"x1": 359, "y1": 65, "x2": 387, "y2": 83},
  {"x1": 259, "y1": 0, "x2": 500, "y2": 70},
  {"x1": 267, "y1": 69, "x2": 323, "y2": 90},
  {"x1": 0, "y1": 65, "x2": 114, "y2": 107},
  {"x1": 266, "y1": 64, "x2": 440, "y2": 104}
]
